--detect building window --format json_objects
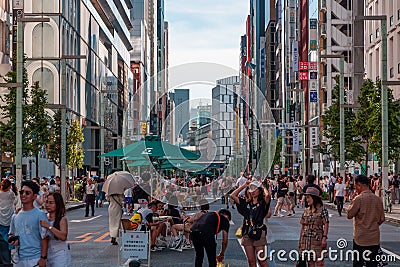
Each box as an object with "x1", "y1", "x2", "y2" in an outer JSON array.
[
  {"x1": 398, "y1": 63, "x2": 400, "y2": 74},
  {"x1": 398, "y1": 9, "x2": 400, "y2": 20},
  {"x1": 390, "y1": 67, "x2": 394, "y2": 78},
  {"x1": 370, "y1": 34, "x2": 373, "y2": 43},
  {"x1": 376, "y1": 28, "x2": 380, "y2": 38},
  {"x1": 390, "y1": 16, "x2": 394, "y2": 26}
]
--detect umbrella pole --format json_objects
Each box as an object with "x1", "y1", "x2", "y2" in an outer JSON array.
[{"x1": 148, "y1": 173, "x2": 153, "y2": 267}]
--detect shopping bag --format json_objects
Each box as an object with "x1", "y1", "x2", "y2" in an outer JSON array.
[
  {"x1": 235, "y1": 227, "x2": 243, "y2": 238},
  {"x1": 217, "y1": 261, "x2": 230, "y2": 267}
]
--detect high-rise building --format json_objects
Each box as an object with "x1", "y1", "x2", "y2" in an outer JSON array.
[
  {"x1": 22, "y1": 0, "x2": 134, "y2": 175},
  {"x1": 319, "y1": 0, "x2": 353, "y2": 107},
  {"x1": 212, "y1": 76, "x2": 239, "y2": 162},
  {"x1": 172, "y1": 89, "x2": 189, "y2": 143},
  {"x1": 264, "y1": 0, "x2": 278, "y2": 122},
  {"x1": 364, "y1": 1, "x2": 400, "y2": 98}
]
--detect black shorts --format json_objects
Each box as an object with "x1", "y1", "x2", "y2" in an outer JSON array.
[{"x1": 289, "y1": 192, "x2": 295, "y2": 197}]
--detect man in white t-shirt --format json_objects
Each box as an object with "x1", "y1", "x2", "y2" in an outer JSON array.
[
  {"x1": 235, "y1": 172, "x2": 248, "y2": 198},
  {"x1": 334, "y1": 177, "x2": 347, "y2": 216}
]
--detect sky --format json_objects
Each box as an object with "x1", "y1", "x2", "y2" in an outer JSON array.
[{"x1": 164, "y1": 1, "x2": 249, "y2": 102}]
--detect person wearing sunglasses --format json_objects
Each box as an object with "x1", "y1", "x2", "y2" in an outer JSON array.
[{"x1": 8, "y1": 180, "x2": 49, "y2": 267}]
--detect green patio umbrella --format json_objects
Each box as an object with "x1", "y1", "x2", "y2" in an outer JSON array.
[
  {"x1": 101, "y1": 136, "x2": 200, "y2": 160},
  {"x1": 127, "y1": 160, "x2": 152, "y2": 167}
]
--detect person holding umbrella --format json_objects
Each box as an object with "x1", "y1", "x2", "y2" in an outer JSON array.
[{"x1": 102, "y1": 171, "x2": 136, "y2": 245}]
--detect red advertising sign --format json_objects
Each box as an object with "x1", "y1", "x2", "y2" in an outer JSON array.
[
  {"x1": 299, "y1": 72, "x2": 308, "y2": 80},
  {"x1": 300, "y1": 61, "x2": 308, "y2": 70},
  {"x1": 309, "y1": 62, "x2": 317, "y2": 70}
]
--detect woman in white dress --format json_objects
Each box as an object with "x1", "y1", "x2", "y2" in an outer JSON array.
[{"x1": 40, "y1": 192, "x2": 71, "y2": 267}]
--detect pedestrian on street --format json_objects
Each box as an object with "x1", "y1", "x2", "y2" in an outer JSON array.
[
  {"x1": 347, "y1": 175, "x2": 385, "y2": 267},
  {"x1": 96, "y1": 178, "x2": 105, "y2": 208},
  {"x1": 190, "y1": 209, "x2": 231, "y2": 267},
  {"x1": 107, "y1": 193, "x2": 124, "y2": 245},
  {"x1": 84, "y1": 178, "x2": 95, "y2": 217},
  {"x1": 231, "y1": 180, "x2": 271, "y2": 267},
  {"x1": 0, "y1": 179, "x2": 16, "y2": 246},
  {"x1": 334, "y1": 177, "x2": 346, "y2": 216},
  {"x1": 8, "y1": 180, "x2": 49, "y2": 267},
  {"x1": 302, "y1": 175, "x2": 323, "y2": 208},
  {"x1": 299, "y1": 187, "x2": 329, "y2": 267},
  {"x1": 40, "y1": 192, "x2": 71, "y2": 267},
  {"x1": 328, "y1": 173, "x2": 337, "y2": 203}
]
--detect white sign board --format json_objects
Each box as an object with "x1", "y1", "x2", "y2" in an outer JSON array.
[
  {"x1": 121, "y1": 231, "x2": 149, "y2": 260},
  {"x1": 310, "y1": 127, "x2": 319, "y2": 148}
]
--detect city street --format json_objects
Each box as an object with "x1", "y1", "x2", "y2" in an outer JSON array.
[{"x1": 67, "y1": 199, "x2": 400, "y2": 267}]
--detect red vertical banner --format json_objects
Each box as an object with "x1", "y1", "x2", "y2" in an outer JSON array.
[{"x1": 299, "y1": 0, "x2": 309, "y2": 174}]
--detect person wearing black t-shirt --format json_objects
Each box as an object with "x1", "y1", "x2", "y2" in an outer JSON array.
[
  {"x1": 190, "y1": 209, "x2": 231, "y2": 267},
  {"x1": 302, "y1": 175, "x2": 323, "y2": 208},
  {"x1": 231, "y1": 180, "x2": 271, "y2": 267}
]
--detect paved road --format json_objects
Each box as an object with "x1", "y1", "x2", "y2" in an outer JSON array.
[{"x1": 67, "y1": 199, "x2": 400, "y2": 267}]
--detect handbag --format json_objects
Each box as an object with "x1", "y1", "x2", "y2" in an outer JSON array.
[
  {"x1": 235, "y1": 227, "x2": 243, "y2": 238},
  {"x1": 247, "y1": 222, "x2": 263, "y2": 241},
  {"x1": 245, "y1": 203, "x2": 265, "y2": 241}
]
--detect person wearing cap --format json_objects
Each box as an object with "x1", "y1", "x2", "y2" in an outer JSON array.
[
  {"x1": 298, "y1": 187, "x2": 329, "y2": 266},
  {"x1": 231, "y1": 180, "x2": 271, "y2": 267},
  {"x1": 190, "y1": 208, "x2": 231, "y2": 267}
]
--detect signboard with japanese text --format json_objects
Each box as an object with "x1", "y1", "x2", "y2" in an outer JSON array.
[
  {"x1": 299, "y1": 72, "x2": 308, "y2": 80},
  {"x1": 309, "y1": 80, "x2": 317, "y2": 91},
  {"x1": 121, "y1": 231, "x2": 149, "y2": 259},
  {"x1": 292, "y1": 41, "x2": 299, "y2": 72},
  {"x1": 310, "y1": 91, "x2": 318, "y2": 102},
  {"x1": 309, "y1": 62, "x2": 318, "y2": 70},
  {"x1": 300, "y1": 61, "x2": 308, "y2": 70},
  {"x1": 310, "y1": 127, "x2": 319, "y2": 147},
  {"x1": 293, "y1": 129, "x2": 299, "y2": 152},
  {"x1": 309, "y1": 72, "x2": 318, "y2": 80},
  {"x1": 310, "y1": 40, "x2": 317, "y2": 50},
  {"x1": 310, "y1": 19, "x2": 317, "y2": 29}
]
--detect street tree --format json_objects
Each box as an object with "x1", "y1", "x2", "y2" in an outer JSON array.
[
  {"x1": 26, "y1": 81, "x2": 53, "y2": 175},
  {"x1": 355, "y1": 79, "x2": 400, "y2": 164},
  {"x1": 48, "y1": 110, "x2": 69, "y2": 167},
  {"x1": 321, "y1": 76, "x2": 364, "y2": 168},
  {"x1": 0, "y1": 59, "x2": 30, "y2": 157},
  {"x1": 67, "y1": 119, "x2": 84, "y2": 199}
]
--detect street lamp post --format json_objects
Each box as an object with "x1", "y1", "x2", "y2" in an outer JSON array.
[
  {"x1": 320, "y1": 54, "x2": 345, "y2": 178},
  {"x1": 355, "y1": 15, "x2": 388, "y2": 209},
  {"x1": 15, "y1": 17, "x2": 50, "y2": 201}
]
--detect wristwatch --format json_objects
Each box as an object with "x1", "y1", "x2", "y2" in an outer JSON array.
[
  {"x1": 48, "y1": 226, "x2": 53, "y2": 231},
  {"x1": 41, "y1": 255, "x2": 47, "y2": 260}
]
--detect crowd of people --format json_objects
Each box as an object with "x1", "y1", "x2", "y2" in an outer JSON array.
[
  {"x1": 0, "y1": 177, "x2": 71, "y2": 267},
  {"x1": 0, "y1": 170, "x2": 390, "y2": 267}
]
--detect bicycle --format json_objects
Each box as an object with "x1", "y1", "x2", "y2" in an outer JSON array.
[{"x1": 384, "y1": 190, "x2": 392, "y2": 213}]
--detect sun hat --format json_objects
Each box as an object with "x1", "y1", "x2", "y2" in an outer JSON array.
[
  {"x1": 248, "y1": 181, "x2": 262, "y2": 193},
  {"x1": 303, "y1": 187, "x2": 321, "y2": 198}
]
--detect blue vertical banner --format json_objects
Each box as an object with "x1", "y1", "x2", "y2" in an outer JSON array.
[
  {"x1": 293, "y1": 129, "x2": 299, "y2": 152},
  {"x1": 310, "y1": 91, "x2": 318, "y2": 102},
  {"x1": 292, "y1": 41, "x2": 299, "y2": 72},
  {"x1": 260, "y1": 48, "x2": 265, "y2": 78}
]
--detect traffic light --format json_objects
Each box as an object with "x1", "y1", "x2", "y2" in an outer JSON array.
[{"x1": 140, "y1": 122, "x2": 147, "y2": 135}]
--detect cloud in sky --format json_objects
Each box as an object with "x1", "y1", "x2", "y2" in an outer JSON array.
[{"x1": 165, "y1": 0, "x2": 249, "y2": 71}]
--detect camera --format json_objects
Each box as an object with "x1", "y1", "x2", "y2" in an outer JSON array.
[{"x1": 8, "y1": 235, "x2": 19, "y2": 244}]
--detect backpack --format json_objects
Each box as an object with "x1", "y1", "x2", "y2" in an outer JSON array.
[{"x1": 0, "y1": 234, "x2": 11, "y2": 266}]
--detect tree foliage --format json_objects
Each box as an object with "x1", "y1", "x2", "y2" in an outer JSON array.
[
  {"x1": 48, "y1": 110, "x2": 69, "y2": 167},
  {"x1": 0, "y1": 59, "x2": 30, "y2": 155},
  {"x1": 321, "y1": 76, "x2": 364, "y2": 163},
  {"x1": 355, "y1": 79, "x2": 400, "y2": 163},
  {"x1": 66, "y1": 120, "x2": 84, "y2": 171},
  {"x1": 26, "y1": 81, "x2": 53, "y2": 158}
]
